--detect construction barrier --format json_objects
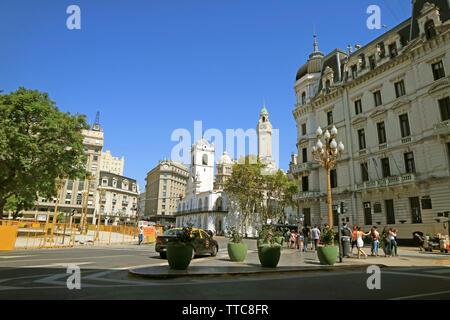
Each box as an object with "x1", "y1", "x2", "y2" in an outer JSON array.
[{"x1": 0, "y1": 219, "x2": 159, "y2": 250}]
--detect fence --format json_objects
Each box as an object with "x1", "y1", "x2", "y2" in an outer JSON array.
[{"x1": 0, "y1": 220, "x2": 163, "y2": 250}]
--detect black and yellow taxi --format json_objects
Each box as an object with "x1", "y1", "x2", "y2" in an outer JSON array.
[{"x1": 155, "y1": 228, "x2": 219, "y2": 259}]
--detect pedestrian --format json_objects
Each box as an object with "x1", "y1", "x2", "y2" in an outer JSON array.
[
  {"x1": 356, "y1": 226, "x2": 371, "y2": 259},
  {"x1": 296, "y1": 232, "x2": 304, "y2": 250},
  {"x1": 302, "y1": 225, "x2": 310, "y2": 252},
  {"x1": 351, "y1": 226, "x2": 358, "y2": 255},
  {"x1": 284, "y1": 229, "x2": 291, "y2": 248},
  {"x1": 370, "y1": 226, "x2": 380, "y2": 256},
  {"x1": 382, "y1": 227, "x2": 390, "y2": 257},
  {"x1": 414, "y1": 233, "x2": 425, "y2": 251},
  {"x1": 290, "y1": 231, "x2": 297, "y2": 249},
  {"x1": 311, "y1": 225, "x2": 321, "y2": 250},
  {"x1": 389, "y1": 228, "x2": 398, "y2": 257},
  {"x1": 138, "y1": 226, "x2": 144, "y2": 245}
]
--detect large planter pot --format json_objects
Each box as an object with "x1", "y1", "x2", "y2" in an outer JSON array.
[
  {"x1": 258, "y1": 244, "x2": 281, "y2": 268},
  {"x1": 317, "y1": 245, "x2": 338, "y2": 265},
  {"x1": 227, "y1": 242, "x2": 248, "y2": 262},
  {"x1": 275, "y1": 236, "x2": 284, "y2": 246},
  {"x1": 167, "y1": 242, "x2": 193, "y2": 270}
]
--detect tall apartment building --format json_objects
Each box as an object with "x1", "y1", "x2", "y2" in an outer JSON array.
[
  {"x1": 291, "y1": 0, "x2": 450, "y2": 240},
  {"x1": 100, "y1": 150, "x2": 124, "y2": 176},
  {"x1": 23, "y1": 125, "x2": 104, "y2": 224},
  {"x1": 144, "y1": 160, "x2": 189, "y2": 224}
]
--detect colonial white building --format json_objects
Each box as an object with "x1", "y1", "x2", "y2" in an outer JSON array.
[
  {"x1": 291, "y1": 0, "x2": 450, "y2": 241},
  {"x1": 175, "y1": 106, "x2": 279, "y2": 236}
]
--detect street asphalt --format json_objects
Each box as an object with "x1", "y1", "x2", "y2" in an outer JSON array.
[{"x1": 0, "y1": 237, "x2": 449, "y2": 300}]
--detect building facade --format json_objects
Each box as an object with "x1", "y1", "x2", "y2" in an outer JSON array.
[
  {"x1": 22, "y1": 125, "x2": 104, "y2": 224},
  {"x1": 291, "y1": 0, "x2": 450, "y2": 240},
  {"x1": 100, "y1": 150, "x2": 124, "y2": 176},
  {"x1": 97, "y1": 171, "x2": 139, "y2": 225},
  {"x1": 144, "y1": 160, "x2": 189, "y2": 224}
]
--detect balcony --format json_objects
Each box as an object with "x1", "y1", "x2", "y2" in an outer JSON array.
[
  {"x1": 356, "y1": 173, "x2": 416, "y2": 191},
  {"x1": 291, "y1": 162, "x2": 318, "y2": 174},
  {"x1": 435, "y1": 119, "x2": 450, "y2": 135},
  {"x1": 293, "y1": 191, "x2": 321, "y2": 201}
]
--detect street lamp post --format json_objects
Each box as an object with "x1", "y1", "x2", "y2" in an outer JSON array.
[{"x1": 312, "y1": 125, "x2": 344, "y2": 227}]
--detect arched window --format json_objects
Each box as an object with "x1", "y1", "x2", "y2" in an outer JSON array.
[
  {"x1": 216, "y1": 197, "x2": 223, "y2": 211},
  {"x1": 198, "y1": 198, "x2": 202, "y2": 210},
  {"x1": 202, "y1": 154, "x2": 208, "y2": 165},
  {"x1": 262, "y1": 116, "x2": 266, "y2": 122},
  {"x1": 425, "y1": 20, "x2": 436, "y2": 40}
]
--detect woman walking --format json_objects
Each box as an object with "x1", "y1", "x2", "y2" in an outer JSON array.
[
  {"x1": 370, "y1": 227, "x2": 379, "y2": 256},
  {"x1": 356, "y1": 226, "x2": 371, "y2": 259},
  {"x1": 351, "y1": 226, "x2": 358, "y2": 255},
  {"x1": 389, "y1": 229, "x2": 398, "y2": 257}
]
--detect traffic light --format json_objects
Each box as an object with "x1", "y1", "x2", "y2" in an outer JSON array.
[{"x1": 340, "y1": 201, "x2": 348, "y2": 214}]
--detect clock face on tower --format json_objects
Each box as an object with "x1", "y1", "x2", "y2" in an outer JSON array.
[{"x1": 163, "y1": 164, "x2": 169, "y2": 170}]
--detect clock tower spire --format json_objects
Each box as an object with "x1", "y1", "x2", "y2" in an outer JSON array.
[{"x1": 257, "y1": 103, "x2": 276, "y2": 170}]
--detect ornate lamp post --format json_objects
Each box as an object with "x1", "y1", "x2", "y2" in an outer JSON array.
[{"x1": 312, "y1": 125, "x2": 344, "y2": 227}]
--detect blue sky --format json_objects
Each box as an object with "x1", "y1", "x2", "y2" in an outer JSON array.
[{"x1": 0, "y1": 0, "x2": 411, "y2": 190}]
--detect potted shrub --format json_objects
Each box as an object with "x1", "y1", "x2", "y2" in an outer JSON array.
[
  {"x1": 274, "y1": 229, "x2": 284, "y2": 246},
  {"x1": 317, "y1": 227, "x2": 338, "y2": 265},
  {"x1": 166, "y1": 225, "x2": 194, "y2": 270},
  {"x1": 257, "y1": 226, "x2": 281, "y2": 268},
  {"x1": 226, "y1": 226, "x2": 248, "y2": 262}
]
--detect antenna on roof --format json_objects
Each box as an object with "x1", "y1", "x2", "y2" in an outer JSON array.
[{"x1": 92, "y1": 111, "x2": 101, "y2": 131}]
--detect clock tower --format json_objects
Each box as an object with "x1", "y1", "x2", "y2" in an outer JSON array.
[{"x1": 257, "y1": 104, "x2": 276, "y2": 170}]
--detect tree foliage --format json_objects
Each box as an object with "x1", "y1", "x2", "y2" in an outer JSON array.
[{"x1": 0, "y1": 87, "x2": 89, "y2": 215}]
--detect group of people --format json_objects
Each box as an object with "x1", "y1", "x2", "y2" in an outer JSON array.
[
  {"x1": 283, "y1": 225, "x2": 322, "y2": 252},
  {"x1": 283, "y1": 224, "x2": 400, "y2": 259},
  {"x1": 342, "y1": 223, "x2": 399, "y2": 259}
]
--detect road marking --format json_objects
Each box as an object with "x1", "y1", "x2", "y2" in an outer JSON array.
[
  {"x1": 383, "y1": 271, "x2": 450, "y2": 281},
  {"x1": 22, "y1": 262, "x2": 94, "y2": 268},
  {"x1": 390, "y1": 289, "x2": 450, "y2": 300},
  {"x1": 0, "y1": 254, "x2": 141, "y2": 265},
  {"x1": 0, "y1": 255, "x2": 36, "y2": 259}
]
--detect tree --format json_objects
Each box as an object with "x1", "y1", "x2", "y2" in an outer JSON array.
[
  {"x1": 224, "y1": 155, "x2": 265, "y2": 235},
  {"x1": 0, "y1": 87, "x2": 89, "y2": 216},
  {"x1": 262, "y1": 170, "x2": 298, "y2": 224}
]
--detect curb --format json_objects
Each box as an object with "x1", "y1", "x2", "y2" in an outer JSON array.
[{"x1": 128, "y1": 263, "x2": 388, "y2": 280}]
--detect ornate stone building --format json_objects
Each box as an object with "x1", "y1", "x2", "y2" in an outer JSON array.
[
  {"x1": 144, "y1": 160, "x2": 189, "y2": 224},
  {"x1": 100, "y1": 150, "x2": 124, "y2": 176},
  {"x1": 291, "y1": 0, "x2": 450, "y2": 240}
]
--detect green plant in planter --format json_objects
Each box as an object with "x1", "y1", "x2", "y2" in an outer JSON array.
[
  {"x1": 226, "y1": 226, "x2": 248, "y2": 262},
  {"x1": 317, "y1": 227, "x2": 338, "y2": 265},
  {"x1": 166, "y1": 224, "x2": 195, "y2": 270},
  {"x1": 257, "y1": 225, "x2": 281, "y2": 268}
]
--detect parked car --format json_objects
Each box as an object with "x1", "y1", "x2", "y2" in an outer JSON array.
[{"x1": 155, "y1": 227, "x2": 219, "y2": 259}]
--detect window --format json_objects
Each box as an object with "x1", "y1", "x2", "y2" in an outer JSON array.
[
  {"x1": 67, "y1": 180, "x2": 73, "y2": 190},
  {"x1": 78, "y1": 180, "x2": 85, "y2": 190},
  {"x1": 381, "y1": 158, "x2": 391, "y2": 177},
  {"x1": 399, "y1": 114, "x2": 411, "y2": 137},
  {"x1": 432, "y1": 61, "x2": 445, "y2": 81},
  {"x1": 377, "y1": 122, "x2": 387, "y2": 144},
  {"x1": 369, "y1": 55, "x2": 376, "y2": 70},
  {"x1": 385, "y1": 199, "x2": 395, "y2": 224},
  {"x1": 389, "y1": 43, "x2": 398, "y2": 58},
  {"x1": 410, "y1": 197, "x2": 422, "y2": 224},
  {"x1": 394, "y1": 80, "x2": 406, "y2": 98},
  {"x1": 363, "y1": 202, "x2": 372, "y2": 225},
  {"x1": 301, "y1": 92, "x2": 306, "y2": 105},
  {"x1": 301, "y1": 123, "x2": 307, "y2": 136},
  {"x1": 404, "y1": 152, "x2": 416, "y2": 173},
  {"x1": 425, "y1": 20, "x2": 436, "y2": 40},
  {"x1": 361, "y1": 162, "x2": 369, "y2": 182},
  {"x1": 351, "y1": 65, "x2": 358, "y2": 79},
  {"x1": 358, "y1": 129, "x2": 366, "y2": 150},
  {"x1": 373, "y1": 90, "x2": 382, "y2": 107},
  {"x1": 202, "y1": 154, "x2": 208, "y2": 165},
  {"x1": 302, "y1": 148, "x2": 308, "y2": 163},
  {"x1": 355, "y1": 99, "x2": 362, "y2": 115},
  {"x1": 421, "y1": 197, "x2": 432, "y2": 210},
  {"x1": 439, "y1": 97, "x2": 450, "y2": 121},
  {"x1": 302, "y1": 176, "x2": 309, "y2": 192},
  {"x1": 330, "y1": 169, "x2": 337, "y2": 188},
  {"x1": 303, "y1": 208, "x2": 311, "y2": 226},
  {"x1": 327, "y1": 111, "x2": 333, "y2": 126},
  {"x1": 93, "y1": 155, "x2": 98, "y2": 161}
]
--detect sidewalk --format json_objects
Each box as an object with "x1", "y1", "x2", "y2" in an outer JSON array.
[{"x1": 128, "y1": 246, "x2": 450, "y2": 279}]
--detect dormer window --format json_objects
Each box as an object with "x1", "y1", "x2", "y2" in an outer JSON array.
[
  {"x1": 389, "y1": 43, "x2": 398, "y2": 58},
  {"x1": 425, "y1": 20, "x2": 437, "y2": 40}
]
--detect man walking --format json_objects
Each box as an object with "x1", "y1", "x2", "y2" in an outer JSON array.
[
  {"x1": 311, "y1": 225, "x2": 321, "y2": 250},
  {"x1": 302, "y1": 225, "x2": 310, "y2": 252}
]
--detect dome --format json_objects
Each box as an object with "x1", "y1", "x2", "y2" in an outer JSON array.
[{"x1": 218, "y1": 151, "x2": 233, "y2": 165}]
